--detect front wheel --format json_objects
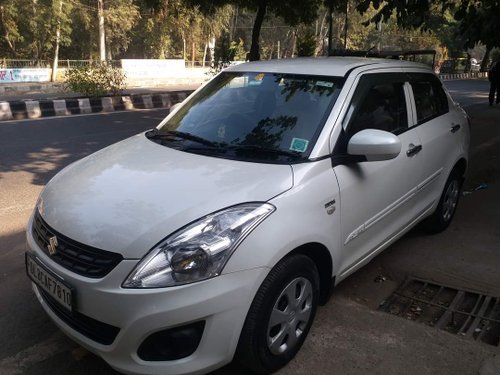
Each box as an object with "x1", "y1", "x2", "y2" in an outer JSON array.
[
  {"x1": 424, "y1": 169, "x2": 463, "y2": 234},
  {"x1": 236, "y1": 254, "x2": 320, "y2": 374}
]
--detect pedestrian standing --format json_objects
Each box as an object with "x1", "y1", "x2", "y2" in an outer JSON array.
[{"x1": 489, "y1": 61, "x2": 500, "y2": 106}]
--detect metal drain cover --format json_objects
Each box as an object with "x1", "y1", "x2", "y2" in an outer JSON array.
[{"x1": 379, "y1": 278, "x2": 500, "y2": 346}]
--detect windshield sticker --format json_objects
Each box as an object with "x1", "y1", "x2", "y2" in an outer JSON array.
[
  {"x1": 316, "y1": 81, "x2": 334, "y2": 88},
  {"x1": 254, "y1": 73, "x2": 265, "y2": 81},
  {"x1": 217, "y1": 126, "x2": 226, "y2": 139},
  {"x1": 290, "y1": 138, "x2": 309, "y2": 153}
]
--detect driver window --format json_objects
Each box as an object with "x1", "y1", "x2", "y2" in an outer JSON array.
[{"x1": 346, "y1": 75, "x2": 408, "y2": 137}]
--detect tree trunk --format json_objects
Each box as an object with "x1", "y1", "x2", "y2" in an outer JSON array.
[
  {"x1": 481, "y1": 46, "x2": 492, "y2": 72},
  {"x1": 229, "y1": 6, "x2": 238, "y2": 42},
  {"x1": 343, "y1": 0, "x2": 348, "y2": 49},
  {"x1": 328, "y1": 1, "x2": 333, "y2": 55},
  {"x1": 98, "y1": 0, "x2": 106, "y2": 61},
  {"x1": 248, "y1": 1, "x2": 267, "y2": 61},
  {"x1": 202, "y1": 41, "x2": 208, "y2": 67},
  {"x1": 291, "y1": 29, "x2": 297, "y2": 58},
  {"x1": 316, "y1": 11, "x2": 328, "y2": 56},
  {"x1": 51, "y1": 0, "x2": 63, "y2": 82},
  {"x1": 182, "y1": 34, "x2": 186, "y2": 62},
  {"x1": 191, "y1": 41, "x2": 196, "y2": 67}
]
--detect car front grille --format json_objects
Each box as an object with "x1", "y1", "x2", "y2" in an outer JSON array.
[
  {"x1": 32, "y1": 210, "x2": 123, "y2": 278},
  {"x1": 39, "y1": 288, "x2": 120, "y2": 345}
]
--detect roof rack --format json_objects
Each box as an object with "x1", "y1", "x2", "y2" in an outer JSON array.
[{"x1": 329, "y1": 49, "x2": 436, "y2": 68}]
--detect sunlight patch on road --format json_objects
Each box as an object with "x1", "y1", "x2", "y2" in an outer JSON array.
[{"x1": 0, "y1": 333, "x2": 69, "y2": 375}]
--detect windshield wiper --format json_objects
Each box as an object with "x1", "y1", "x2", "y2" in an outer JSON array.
[{"x1": 146, "y1": 129, "x2": 220, "y2": 147}]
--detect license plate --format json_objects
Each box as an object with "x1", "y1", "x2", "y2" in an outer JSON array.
[{"x1": 26, "y1": 253, "x2": 74, "y2": 312}]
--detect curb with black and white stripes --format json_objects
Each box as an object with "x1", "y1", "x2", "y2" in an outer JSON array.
[
  {"x1": 439, "y1": 71, "x2": 488, "y2": 81},
  {"x1": 0, "y1": 90, "x2": 193, "y2": 122},
  {"x1": 0, "y1": 72, "x2": 490, "y2": 121}
]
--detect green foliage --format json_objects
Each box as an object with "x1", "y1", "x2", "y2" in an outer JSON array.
[
  {"x1": 64, "y1": 63, "x2": 126, "y2": 97},
  {"x1": 0, "y1": 0, "x2": 73, "y2": 60},
  {"x1": 105, "y1": 0, "x2": 140, "y2": 58},
  {"x1": 296, "y1": 28, "x2": 316, "y2": 56},
  {"x1": 454, "y1": 0, "x2": 500, "y2": 50},
  {"x1": 356, "y1": 0, "x2": 435, "y2": 29},
  {"x1": 187, "y1": 0, "x2": 322, "y2": 60},
  {"x1": 208, "y1": 36, "x2": 246, "y2": 75},
  {"x1": 0, "y1": 0, "x2": 498, "y2": 70},
  {"x1": 230, "y1": 38, "x2": 247, "y2": 60}
]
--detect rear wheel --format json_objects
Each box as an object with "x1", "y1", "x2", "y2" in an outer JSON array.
[
  {"x1": 424, "y1": 169, "x2": 463, "y2": 233},
  {"x1": 236, "y1": 254, "x2": 320, "y2": 374}
]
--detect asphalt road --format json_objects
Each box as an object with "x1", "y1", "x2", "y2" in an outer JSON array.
[
  {"x1": 444, "y1": 78, "x2": 490, "y2": 107},
  {"x1": 0, "y1": 79, "x2": 499, "y2": 375}
]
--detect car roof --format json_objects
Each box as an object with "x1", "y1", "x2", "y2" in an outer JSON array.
[{"x1": 225, "y1": 56, "x2": 432, "y2": 77}]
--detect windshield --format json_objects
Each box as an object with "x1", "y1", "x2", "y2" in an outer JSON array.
[{"x1": 149, "y1": 71, "x2": 343, "y2": 163}]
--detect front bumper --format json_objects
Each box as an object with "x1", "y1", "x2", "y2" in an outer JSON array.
[{"x1": 26, "y1": 217, "x2": 269, "y2": 375}]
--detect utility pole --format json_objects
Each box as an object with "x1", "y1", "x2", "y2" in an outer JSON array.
[
  {"x1": 98, "y1": 0, "x2": 106, "y2": 61},
  {"x1": 51, "y1": 0, "x2": 63, "y2": 82}
]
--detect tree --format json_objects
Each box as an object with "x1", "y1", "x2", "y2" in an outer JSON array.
[
  {"x1": 296, "y1": 26, "x2": 316, "y2": 56},
  {"x1": 0, "y1": 2, "x2": 22, "y2": 57},
  {"x1": 454, "y1": 0, "x2": 500, "y2": 71},
  {"x1": 356, "y1": 0, "x2": 500, "y2": 70},
  {"x1": 104, "y1": 0, "x2": 140, "y2": 59},
  {"x1": 187, "y1": 0, "x2": 322, "y2": 61},
  {"x1": 356, "y1": 0, "x2": 436, "y2": 30}
]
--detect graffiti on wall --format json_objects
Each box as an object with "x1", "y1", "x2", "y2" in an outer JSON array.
[{"x1": 0, "y1": 68, "x2": 51, "y2": 83}]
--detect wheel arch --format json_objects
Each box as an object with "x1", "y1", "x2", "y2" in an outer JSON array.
[
  {"x1": 288, "y1": 242, "x2": 334, "y2": 305},
  {"x1": 453, "y1": 157, "x2": 467, "y2": 180}
]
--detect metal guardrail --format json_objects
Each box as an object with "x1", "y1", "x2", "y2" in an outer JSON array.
[
  {"x1": 0, "y1": 59, "x2": 122, "y2": 69},
  {"x1": 55, "y1": 60, "x2": 122, "y2": 68},
  {"x1": 1, "y1": 59, "x2": 225, "y2": 69},
  {"x1": 0, "y1": 59, "x2": 51, "y2": 68}
]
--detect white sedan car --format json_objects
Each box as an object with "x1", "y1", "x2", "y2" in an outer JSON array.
[{"x1": 26, "y1": 57, "x2": 469, "y2": 375}]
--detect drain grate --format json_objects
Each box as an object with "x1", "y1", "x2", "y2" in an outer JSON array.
[{"x1": 379, "y1": 278, "x2": 500, "y2": 346}]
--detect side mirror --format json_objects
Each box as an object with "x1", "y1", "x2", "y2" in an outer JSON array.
[{"x1": 347, "y1": 129, "x2": 401, "y2": 161}]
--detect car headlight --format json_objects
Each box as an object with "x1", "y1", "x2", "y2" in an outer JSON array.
[{"x1": 123, "y1": 203, "x2": 275, "y2": 288}]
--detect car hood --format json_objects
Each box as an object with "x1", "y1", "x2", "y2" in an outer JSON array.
[{"x1": 38, "y1": 133, "x2": 293, "y2": 259}]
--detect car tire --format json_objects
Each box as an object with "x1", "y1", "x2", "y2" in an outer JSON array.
[
  {"x1": 424, "y1": 169, "x2": 463, "y2": 234},
  {"x1": 236, "y1": 254, "x2": 320, "y2": 374}
]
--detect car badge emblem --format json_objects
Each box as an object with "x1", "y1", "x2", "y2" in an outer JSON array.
[
  {"x1": 324, "y1": 200, "x2": 336, "y2": 215},
  {"x1": 47, "y1": 236, "x2": 59, "y2": 256}
]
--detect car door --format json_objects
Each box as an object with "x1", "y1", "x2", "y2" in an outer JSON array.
[
  {"x1": 332, "y1": 72, "x2": 425, "y2": 277},
  {"x1": 407, "y1": 73, "x2": 463, "y2": 211}
]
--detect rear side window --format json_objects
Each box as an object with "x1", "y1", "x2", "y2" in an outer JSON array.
[
  {"x1": 345, "y1": 73, "x2": 408, "y2": 136},
  {"x1": 410, "y1": 74, "x2": 449, "y2": 124}
]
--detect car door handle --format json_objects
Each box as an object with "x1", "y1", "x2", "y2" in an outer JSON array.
[
  {"x1": 406, "y1": 144, "x2": 422, "y2": 157},
  {"x1": 451, "y1": 124, "x2": 461, "y2": 133}
]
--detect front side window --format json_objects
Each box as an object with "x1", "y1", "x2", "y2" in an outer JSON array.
[
  {"x1": 345, "y1": 74, "x2": 408, "y2": 137},
  {"x1": 410, "y1": 74, "x2": 449, "y2": 124},
  {"x1": 148, "y1": 72, "x2": 343, "y2": 163}
]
